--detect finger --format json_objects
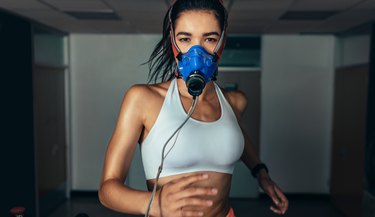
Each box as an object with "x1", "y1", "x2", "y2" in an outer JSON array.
[
  {"x1": 273, "y1": 186, "x2": 289, "y2": 213},
  {"x1": 173, "y1": 173, "x2": 209, "y2": 189},
  {"x1": 270, "y1": 205, "x2": 284, "y2": 215},
  {"x1": 175, "y1": 197, "x2": 214, "y2": 209},
  {"x1": 181, "y1": 211, "x2": 204, "y2": 217},
  {"x1": 177, "y1": 186, "x2": 218, "y2": 199},
  {"x1": 181, "y1": 210, "x2": 204, "y2": 217},
  {"x1": 267, "y1": 186, "x2": 281, "y2": 206},
  {"x1": 274, "y1": 186, "x2": 288, "y2": 205},
  {"x1": 270, "y1": 203, "x2": 287, "y2": 215}
]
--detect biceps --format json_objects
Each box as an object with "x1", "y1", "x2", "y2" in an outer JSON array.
[{"x1": 102, "y1": 106, "x2": 144, "y2": 182}]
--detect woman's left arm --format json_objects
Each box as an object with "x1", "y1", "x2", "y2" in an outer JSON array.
[
  {"x1": 241, "y1": 128, "x2": 289, "y2": 215},
  {"x1": 225, "y1": 89, "x2": 289, "y2": 215}
]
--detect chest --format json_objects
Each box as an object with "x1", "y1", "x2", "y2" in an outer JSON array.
[
  {"x1": 180, "y1": 95, "x2": 221, "y2": 122},
  {"x1": 157, "y1": 111, "x2": 245, "y2": 175}
]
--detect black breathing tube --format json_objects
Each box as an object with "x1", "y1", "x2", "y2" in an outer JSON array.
[{"x1": 144, "y1": 95, "x2": 198, "y2": 217}]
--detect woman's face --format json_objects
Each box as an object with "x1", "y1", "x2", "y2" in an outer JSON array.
[{"x1": 173, "y1": 10, "x2": 221, "y2": 55}]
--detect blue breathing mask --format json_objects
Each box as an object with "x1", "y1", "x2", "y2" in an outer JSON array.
[{"x1": 177, "y1": 45, "x2": 218, "y2": 97}]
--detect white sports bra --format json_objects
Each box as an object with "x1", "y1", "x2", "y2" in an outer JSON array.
[{"x1": 141, "y1": 79, "x2": 244, "y2": 180}]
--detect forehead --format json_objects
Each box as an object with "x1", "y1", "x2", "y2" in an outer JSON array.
[{"x1": 174, "y1": 10, "x2": 220, "y2": 32}]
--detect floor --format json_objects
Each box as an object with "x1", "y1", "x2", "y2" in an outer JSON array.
[{"x1": 47, "y1": 193, "x2": 346, "y2": 217}]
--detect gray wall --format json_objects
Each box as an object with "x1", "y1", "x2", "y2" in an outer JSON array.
[
  {"x1": 260, "y1": 35, "x2": 335, "y2": 193},
  {"x1": 260, "y1": 34, "x2": 370, "y2": 194},
  {"x1": 336, "y1": 35, "x2": 370, "y2": 67},
  {"x1": 69, "y1": 34, "x2": 158, "y2": 190}
]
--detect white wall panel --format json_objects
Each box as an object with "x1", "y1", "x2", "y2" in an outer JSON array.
[
  {"x1": 70, "y1": 34, "x2": 159, "y2": 190},
  {"x1": 260, "y1": 35, "x2": 335, "y2": 193}
]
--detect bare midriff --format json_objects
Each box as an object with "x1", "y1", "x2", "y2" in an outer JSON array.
[{"x1": 147, "y1": 171, "x2": 232, "y2": 217}]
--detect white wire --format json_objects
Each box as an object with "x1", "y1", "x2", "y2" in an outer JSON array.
[{"x1": 144, "y1": 96, "x2": 198, "y2": 217}]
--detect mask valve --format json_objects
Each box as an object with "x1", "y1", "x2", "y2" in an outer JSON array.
[{"x1": 186, "y1": 70, "x2": 206, "y2": 96}]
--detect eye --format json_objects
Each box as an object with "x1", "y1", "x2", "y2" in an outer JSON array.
[
  {"x1": 205, "y1": 38, "x2": 218, "y2": 43},
  {"x1": 178, "y1": 38, "x2": 190, "y2": 43}
]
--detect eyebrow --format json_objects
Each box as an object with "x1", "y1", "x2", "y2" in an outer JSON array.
[
  {"x1": 176, "y1": 32, "x2": 192, "y2": 37},
  {"x1": 203, "y1": 32, "x2": 220, "y2": 37},
  {"x1": 176, "y1": 31, "x2": 220, "y2": 37}
]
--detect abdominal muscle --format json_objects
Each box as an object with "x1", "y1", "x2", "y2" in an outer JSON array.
[{"x1": 147, "y1": 171, "x2": 232, "y2": 217}]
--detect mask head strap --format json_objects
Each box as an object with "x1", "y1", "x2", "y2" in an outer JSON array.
[{"x1": 168, "y1": 6, "x2": 182, "y2": 61}]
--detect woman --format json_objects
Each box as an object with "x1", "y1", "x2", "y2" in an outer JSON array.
[{"x1": 98, "y1": 0, "x2": 289, "y2": 216}]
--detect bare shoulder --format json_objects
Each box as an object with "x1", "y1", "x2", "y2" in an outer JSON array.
[
  {"x1": 221, "y1": 88, "x2": 248, "y2": 118},
  {"x1": 120, "y1": 82, "x2": 171, "y2": 119},
  {"x1": 123, "y1": 82, "x2": 170, "y2": 103}
]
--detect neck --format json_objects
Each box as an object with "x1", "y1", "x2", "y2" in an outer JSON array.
[{"x1": 176, "y1": 78, "x2": 215, "y2": 100}]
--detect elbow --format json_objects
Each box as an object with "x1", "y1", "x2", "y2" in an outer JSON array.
[{"x1": 98, "y1": 182, "x2": 110, "y2": 208}]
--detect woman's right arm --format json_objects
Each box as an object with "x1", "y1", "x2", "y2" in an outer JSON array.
[{"x1": 98, "y1": 84, "x2": 153, "y2": 215}]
